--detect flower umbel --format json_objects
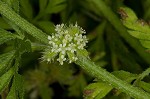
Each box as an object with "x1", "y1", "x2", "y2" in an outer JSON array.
[{"x1": 42, "y1": 23, "x2": 88, "y2": 65}]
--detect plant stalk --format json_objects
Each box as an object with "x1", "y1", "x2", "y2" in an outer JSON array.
[
  {"x1": 76, "y1": 56, "x2": 150, "y2": 99},
  {"x1": 0, "y1": 1, "x2": 48, "y2": 44}
]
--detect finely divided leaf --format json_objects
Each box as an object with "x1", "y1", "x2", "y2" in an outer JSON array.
[
  {"x1": 15, "y1": 39, "x2": 31, "y2": 54},
  {"x1": 119, "y1": 7, "x2": 150, "y2": 49},
  {"x1": 36, "y1": 21, "x2": 55, "y2": 34},
  {"x1": 46, "y1": 0, "x2": 66, "y2": 14},
  {"x1": 20, "y1": 0, "x2": 33, "y2": 19},
  {"x1": 39, "y1": 0, "x2": 48, "y2": 12},
  {"x1": 112, "y1": 70, "x2": 138, "y2": 83},
  {"x1": 39, "y1": 84, "x2": 53, "y2": 99},
  {"x1": 6, "y1": 74, "x2": 24, "y2": 99},
  {"x1": 140, "y1": 40, "x2": 150, "y2": 49},
  {"x1": 138, "y1": 81, "x2": 150, "y2": 93},
  {"x1": 0, "y1": 17, "x2": 11, "y2": 29},
  {"x1": 68, "y1": 74, "x2": 87, "y2": 97},
  {"x1": 16, "y1": 74, "x2": 24, "y2": 99},
  {"x1": 6, "y1": 79, "x2": 17, "y2": 99},
  {"x1": 0, "y1": 29, "x2": 17, "y2": 45},
  {"x1": 0, "y1": 51, "x2": 15, "y2": 76},
  {"x1": 128, "y1": 30, "x2": 150, "y2": 40},
  {"x1": 83, "y1": 82, "x2": 112, "y2": 99},
  {"x1": 0, "y1": 67, "x2": 14, "y2": 93}
]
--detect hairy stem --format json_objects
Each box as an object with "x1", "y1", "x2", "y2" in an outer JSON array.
[
  {"x1": 76, "y1": 56, "x2": 150, "y2": 99},
  {"x1": 0, "y1": 1, "x2": 48, "y2": 44},
  {"x1": 91, "y1": 0, "x2": 150, "y2": 64}
]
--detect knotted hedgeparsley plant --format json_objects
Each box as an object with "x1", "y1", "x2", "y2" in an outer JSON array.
[{"x1": 42, "y1": 23, "x2": 88, "y2": 65}]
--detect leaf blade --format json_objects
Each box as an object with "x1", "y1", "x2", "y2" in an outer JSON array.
[
  {"x1": 0, "y1": 67, "x2": 14, "y2": 93},
  {"x1": 0, "y1": 51, "x2": 15, "y2": 76},
  {"x1": 0, "y1": 29, "x2": 17, "y2": 45}
]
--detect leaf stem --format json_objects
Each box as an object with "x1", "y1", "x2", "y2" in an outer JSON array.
[
  {"x1": 0, "y1": 1, "x2": 48, "y2": 44},
  {"x1": 76, "y1": 56, "x2": 150, "y2": 99}
]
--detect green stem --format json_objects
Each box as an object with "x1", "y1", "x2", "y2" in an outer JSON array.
[
  {"x1": 76, "y1": 56, "x2": 150, "y2": 99},
  {"x1": 91, "y1": 0, "x2": 150, "y2": 64},
  {"x1": 134, "y1": 67, "x2": 150, "y2": 85},
  {"x1": 0, "y1": 1, "x2": 48, "y2": 44}
]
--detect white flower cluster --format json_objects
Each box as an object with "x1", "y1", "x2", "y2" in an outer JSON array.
[{"x1": 43, "y1": 23, "x2": 88, "y2": 65}]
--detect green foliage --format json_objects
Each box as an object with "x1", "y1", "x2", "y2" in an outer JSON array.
[
  {"x1": 45, "y1": 0, "x2": 66, "y2": 14},
  {"x1": 7, "y1": 74, "x2": 24, "y2": 99},
  {"x1": 0, "y1": 67, "x2": 14, "y2": 93},
  {"x1": 1, "y1": 0, "x2": 150, "y2": 99},
  {"x1": 0, "y1": 51, "x2": 15, "y2": 76},
  {"x1": 119, "y1": 7, "x2": 150, "y2": 49},
  {"x1": 68, "y1": 74, "x2": 87, "y2": 97},
  {"x1": 138, "y1": 81, "x2": 150, "y2": 93},
  {"x1": 0, "y1": 29, "x2": 17, "y2": 45},
  {"x1": 20, "y1": 0, "x2": 33, "y2": 20},
  {"x1": 83, "y1": 82, "x2": 112, "y2": 99}
]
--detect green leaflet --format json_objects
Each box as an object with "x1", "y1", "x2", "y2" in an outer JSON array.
[
  {"x1": 46, "y1": 0, "x2": 67, "y2": 14},
  {"x1": 143, "y1": 0, "x2": 150, "y2": 19},
  {"x1": 138, "y1": 81, "x2": 150, "y2": 93},
  {"x1": 68, "y1": 74, "x2": 87, "y2": 97},
  {"x1": 83, "y1": 82, "x2": 112, "y2": 99},
  {"x1": 136, "y1": 68, "x2": 150, "y2": 82},
  {"x1": 134, "y1": 68, "x2": 150, "y2": 88},
  {"x1": 80, "y1": 0, "x2": 102, "y2": 19},
  {"x1": 0, "y1": 51, "x2": 15, "y2": 76},
  {"x1": 39, "y1": 84, "x2": 53, "y2": 99},
  {"x1": 0, "y1": 17, "x2": 11, "y2": 29},
  {"x1": 119, "y1": 7, "x2": 150, "y2": 49},
  {"x1": 20, "y1": 0, "x2": 33, "y2": 20},
  {"x1": 6, "y1": 79, "x2": 17, "y2": 99},
  {"x1": 0, "y1": 28, "x2": 17, "y2": 45},
  {"x1": 140, "y1": 40, "x2": 150, "y2": 49},
  {"x1": 112, "y1": 70, "x2": 138, "y2": 83},
  {"x1": 0, "y1": 67, "x2": 14, "y2": 93},
  {"x1": 36, "y1": 21, "x2": 55, "y2": 34},
  {"x1": 128, "y1": 30, "x2": 150, "y2": 40},
  {"x1": 90, "y1": 71, "x2": 138, "y2": 98},
  {"x1": 15, "y1": 39, "x2": 31, "y2": 54},
  {"x1": 106, "y1": 26, "x2": 142, "y2": 72},
  {"x1": 35, "y1": 0, "x2": 67, "y2": 20},
  {"x1": 6, "y1": 74, "x2": 24, "y2": 99},
  {"x1": 39, "y1": 0, "x2": 48, "y2": 12}
]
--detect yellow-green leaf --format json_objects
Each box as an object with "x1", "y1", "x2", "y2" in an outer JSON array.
[{"x1": 83, "y1": 82, "x2": 112, "y2": 99}]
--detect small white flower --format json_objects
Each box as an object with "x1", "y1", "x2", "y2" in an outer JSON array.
[
  {"x1": 48, "y1": 36, "x2": 51, "y2": 40},
  {"x1": 47, "y1": 58, "x2": 50, "y2": 62},
  {"x1": 42, "y1": 23, "x2": 88, "y2": 65}
]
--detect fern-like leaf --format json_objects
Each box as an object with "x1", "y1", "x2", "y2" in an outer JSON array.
[
  {"x1": 0, "y1": 51, "x2": 15, "y2": 76},
  {"x1": 6, "y1": 74, "x2": 24, "y2": 99},
  {"x1": 0, "y1": 67, "x2": 14, "y2": 93},
  {"x1": 0, "y1": 29, "x2": 17, "y2": 45},
  {"x1": 118, "y1": 7, "x2": 150, "y2": 49}
]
